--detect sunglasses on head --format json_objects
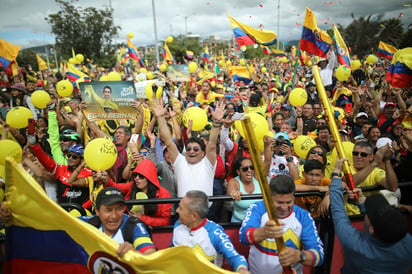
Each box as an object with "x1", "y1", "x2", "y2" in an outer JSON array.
[
  {"x1": 133, "y1": 173, "x2": 145, "y2": 179},
  {"x1": 241, "y1": 165, "x2": 254, "y2": 172},
  {"x1": 186, "y1": 146, "x2": 200, "y2": 152},
  {"x1": 352, "y1": 151, "x2": 369, "y2": 157},
  {"x1": 310, "y1": 150, "x2": 323, "y2": 156},
  {"x1": 67, "y1": 153, "x2": 81, "y2": 160}
]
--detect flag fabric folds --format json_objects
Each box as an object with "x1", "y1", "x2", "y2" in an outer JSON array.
[
  {"x1": 229, "y1": 66, "x2": 254, "y2": 84},
  {"x1": 227, "y1": 13, "x2": 277, "y2": 47},
  {"x1": 273, "y1": 49, "x2": 286, "y2": 57},
  {"x1": 67, "y1": 63, "x2": 90, "y2": 91},
  {"x1": 3, "y1": 157, "x2": 232, "y2": 274},
  {"x1": 203, "y1": 46, "x2": 210, "y2": 63},
  {"x1": 377, "y1": 41, "x2": 397, "y2": 59},
  {"x1": 261, "y1": 45, "x2": 273, "y2": 55},
  {"x1": 127, "y1": 38, "x2": 145, "y2": 68},
  {"x1": 36, "y1": 54, "x2": 48, "y2": 71},
  {"x1": 299, "y1": 7, "x2": 332, "y2": 58},
  {"x1": 163, "y1": 43, "x2": 175, "y2": 64},
  {"x1": 386, "y1": 47, "x2": 412, "y2": 88},
  {"x1": 0, "y1": 39, "x2": 20, "y2": 69},
  {"x1": 332, "y1": 24, "x2": 351, "y2": 67},
  {"x1": 186, "y1": 50, "x2": 194, "y2": 59}
]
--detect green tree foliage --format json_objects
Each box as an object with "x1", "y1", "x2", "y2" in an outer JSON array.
[
  {"x1": 16, "y1": 49, "x2": 38, "y2": 70},
  {"x1": 399, "y1": 28, "x2": 412, "y2": 49},
  {"x1": 46, "y1": 0, "x2": 120, "y2": 61}
]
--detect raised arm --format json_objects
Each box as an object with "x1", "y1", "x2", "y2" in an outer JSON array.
[
  {"x1": 152, "y1": 99, "x2": 179, "y2": 163},
  {"x1": 206, "y1": 101, "x2": 225, "y2": 166}
]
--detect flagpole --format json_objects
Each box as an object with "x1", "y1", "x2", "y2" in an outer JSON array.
[
  {"x1": 291, "y1": 49, "x2": 300, "y2": 89},
  {"x1": 277, "y1": 0, "x2": 280, "y2": 50},
  {"x1": 151, "y1": 0, "x2": 160, "y2": 66}
]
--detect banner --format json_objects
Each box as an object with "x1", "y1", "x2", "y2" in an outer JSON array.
[
  {"x1": 80, "y1": 81, "x2": 137, "y2": 121},
  {"x1": 167, "y1": 64, "x2": 190, "y2": 82},
  {"x1": 4, "y1": 158, "x2": 231, "y2": 274}
]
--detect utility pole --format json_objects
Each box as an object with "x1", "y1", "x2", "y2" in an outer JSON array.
[{"x1": 152, "y1": 0, "x2": 160, "y2": 65}]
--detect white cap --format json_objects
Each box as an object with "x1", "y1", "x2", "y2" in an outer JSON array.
[
  {"x1": 356, "y1": 112, "x2": 368, "y2": 118},
  {"x1": 376, "y1": 137, "x2": 392, "y2": 149}
]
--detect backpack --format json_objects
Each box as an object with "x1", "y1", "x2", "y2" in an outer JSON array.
[{"x1": 87, "y1": 215, "x2": 152, "y2": 244}]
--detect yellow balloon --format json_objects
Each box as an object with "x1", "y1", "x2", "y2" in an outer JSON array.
[
  {"x1": 218, "y1": 60, "x2": 224, "y2": 67},
  {"x1": 100, "y1": 75, "x2": 109, "y2": 81},
  {"x1": 6, "y1": 107, "x2": 33, "y2": 129},
  {"x1": 145, "y1": 82, "x2": 154, "y2": 100},
  {"x1": 156, "y1": 86, "x2": 163, "y2": 98},
  {"x1": 140, "y1": 68, "x2": 147, "y2": 74},
  {"x1": 146, "y1": 71, "x2": 154, "y2": 80},
  {"x1": 226, "y1": 60, "x2": 232, "y2": 66},
  {"x1": 210, "y1": 80, "x2": 216, "y2": 88},
  {"x1": 160, "y1": 63, "x2": 168, "y2": 72},
  {"x1": 0, "y1": 139, "x2": 22, "y2": 165},
  {"x1": 351, "y1": 59, "x2": 361, "y2": 70},
  {"x1": 127, "y1": 32, "x2": 134, "y2": 39},
  {"x1": 239, "y1": 59, "x2": 245, "y2": 66},
  {"x1": 261, "y1": 67, "x2": 267, "y2": 73},
  {"x1": 289, "y1": 88, "x2": 308, "y2": 107},
  {"x1": 69, "y1": 58, "x2": 76, "y2": 64},
  {"x1": 234, "y1": 112, "x2": 269, "y2": 152},
  {"x1": 166, "y1": 36, "x2": 173, "y2": 43},
  {"x1": 281, "y1": 57, "x2": 289, "y2": 63},
  {"x1": 84, "y1": 138, "x2": 117, "y2": 171},
  {"x1": 189, "y1": 62, "x2": 198, "y2": 73},
  {"x1": 75, "y1": 54, "x2": 84, "y2": 63},
  {"x1": 293, "y1": 136, "x2": 317, "y2": 159},
  {"x1": 366, "y1": 54, "x2": 378, "y2": 64},
  {"x1": 183, "y1": 107, "x2": 208, "y2": 131},
  {"x1": 335, "y1": 65, "x2": 352, "y2": 82},
  {"x1": 107, "y1": 71, "x2": 122, "y2": 81},
  {"x1": 31, "y1": 90, "x2": 51, "y2": 109},
  {"x1": 307, "y1": 60, "x2": 313, "y2": 67},
  {"x1": 56, "y1": 80, "x2": 73, "y2": 97}
]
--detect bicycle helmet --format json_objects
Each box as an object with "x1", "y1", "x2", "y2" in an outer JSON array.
[
  {"x1": 61, "y1": 129, "x2": 81, "y2": 143},
  {"x1": 67, "y1": 144, "x2": 84, "y2": 155}
]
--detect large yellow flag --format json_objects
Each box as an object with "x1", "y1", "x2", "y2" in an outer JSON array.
[
  {"x1": 36, "y1": 54, "x2": 48, "y2": 71},
  {"x1": 4, "y1": 158, "x2": 232, "y2": 274}
]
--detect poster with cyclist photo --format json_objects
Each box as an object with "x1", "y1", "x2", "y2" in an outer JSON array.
[{"x1": 80, "y1": 81, "x2": 137, "y2": 121}]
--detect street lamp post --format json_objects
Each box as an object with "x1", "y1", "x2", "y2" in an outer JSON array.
[{"x1": 151, "y1": 0, "x2": 160, "y2": 66}]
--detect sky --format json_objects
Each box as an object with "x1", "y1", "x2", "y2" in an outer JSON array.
[{"x1": 0, "y1": 0, "x2": 411, "y2": 49}]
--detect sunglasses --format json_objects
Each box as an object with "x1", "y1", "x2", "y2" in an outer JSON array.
[
  {"x1": 352, "y1": 151, "x2": 369, "y2": 157},
  {"x1": 226, "y1": 106, "x2": 235, "y2": 110},
  {"x1": 139, "y1": 151, "x2": 148, "y2": 156},
  {"x1": 186, "y1": 146, "x2": 200, "y2": 152},
  {"x1": 67, "y1": 153, "x2": 81, "y2": 160},
  {"x1": 310, "y1": 150, "x2": 323, "y2": 156},
  {"x1": 241, "y1": 165, "x2": 254, "y2": 172},
  {"x1": 61, "y1": 137, "x2": 72, "y2": 142},
  {"x1": 133, "y1": 173, "x2": 146, "y2": 179}
]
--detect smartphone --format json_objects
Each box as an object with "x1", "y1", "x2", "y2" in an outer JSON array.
[
  {"x1": 28, "y1": 118, "x2": 36, "y2": 134},
  {"x1": 130, "y1": 134, "x2": 139, "y2": 144},
  {"x1": 345, "y1": 103, "x2": 353, "y2": 113}
]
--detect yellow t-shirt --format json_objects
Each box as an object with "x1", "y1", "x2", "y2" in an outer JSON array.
[{"x1": 345, "y1": 167, "x2": 386, "y2": 215}]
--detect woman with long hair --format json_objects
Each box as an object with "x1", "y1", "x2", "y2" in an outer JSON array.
[{"x1": 226, "y1": 157, "x2": 261, "y2": 223}]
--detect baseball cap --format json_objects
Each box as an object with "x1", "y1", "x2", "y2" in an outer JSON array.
[
  {"x1": 384, "y1": 102, "x2": 397, "y2": 108},
  {"x1": 274, "y1": 131, "x2": 290, "y2": 141},
  {"x1": 356, "y1": 112, "x2": 369, "y2": 119},
  {"x1": 375, "y1": 137, "x2": 392, "y2": 149},
  {"x1": 365, "y1": 194, "x2": 408, "y2": 244},
  {"x1": 281, "y1": 104, "x2": 291, "y2": 111},
  {"x1": 95, "y1": 187, "x2": 125, "y2": 209}
]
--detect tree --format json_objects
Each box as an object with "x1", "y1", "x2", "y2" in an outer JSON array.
[
  {"x1": 16, "y1": 49, "x2": 37, "y2": 70},
  {"x1": 46, "y1": 0, "x2": 120, "y2": 61}
]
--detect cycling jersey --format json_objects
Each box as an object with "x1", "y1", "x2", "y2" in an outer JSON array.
[
  {"x1": 239, "y1": 202, "x2": 324, "y2": 274},
  {"x1": 171, "y1": 219, "x2": 248, "y2": 272}
]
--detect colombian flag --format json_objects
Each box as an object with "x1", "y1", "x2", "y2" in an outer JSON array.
[
  {"x1": 229, "y1": 65, "x2": 254, "y2": 84},
  {"x1": 67, "y1": 63, "x2": 90, "y2": 91},
  {"x1": 203, "y1": 46, "x2": 210, "y2": 63},
  {"x1": 186, "y1": 50, "x2": 194, "y2": 59},
  {"x1": 3, "y1": 158, "x2": 233, "y2": 274},
  {"x1": 163, "y1": 43, "x2": 175, "y2": 64},
  {"x1": 377, "y1": 41, "x2": 397, "y2": 59},
  {"x1": 127, "y1": 38, "x2": 145, "y2": 68},
  {"x1": 299, "y1": 7, "x2": 332, "y2": 58},
  {"x1": 273, "y1": 49, "x2": 286, "y2": 57},
  {"x1": 0, "y1": 39, "x2": 20, "y2": 69},
  {"x1": 333, "y1": 24, "x2": 351, "y2": 67},
  {"x1": 261, "y1": 45, "x2": 273, "y2": 55},
  {"x1": 386, "y1": 47, "x2": 412, "y2": 88},
  {"x1": 227, "y1": 13, "x2": 277, "y2": 47}
]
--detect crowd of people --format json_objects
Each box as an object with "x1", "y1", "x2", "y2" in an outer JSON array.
[{"x1": 0, "y1": 43, "x2": 412, "y2": 273}]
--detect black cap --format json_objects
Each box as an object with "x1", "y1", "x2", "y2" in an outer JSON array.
[
  {"x1": 95, "y1": 187, "x2": 125, "y2": 209},
  {"x1": 365, "y1": 194, "x2": 408, "y2": 244}
]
